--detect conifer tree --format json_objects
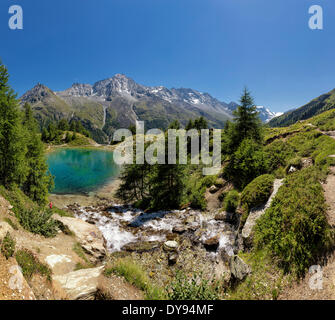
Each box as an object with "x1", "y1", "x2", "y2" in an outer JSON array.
[
  {"x1": 22, "y1": 103, "x2": 53, "y2": 204},
  {"x1": 0, "y1": 62, "x2": 27, "y2": 187},
  {"x1": 227, "y1": 88, "x2": 263, "y2": 153}
]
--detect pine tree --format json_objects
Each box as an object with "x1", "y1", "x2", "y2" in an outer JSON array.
[
  {"x1": 22, "y1": 103, "x2": 53, "y2": 204},
  {"x1": 227, "y1": 88, "x2": 263, "y2": 153},
  {"x1": 0, "y1": 62, "x2": 27, "y2": 187}
]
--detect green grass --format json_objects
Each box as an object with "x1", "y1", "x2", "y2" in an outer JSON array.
[
  {"x1": 15, "y1": 249, "x2": 52, "y2": 281},
  {"x1": 104, "y1": 257, "x2": 166, "y2": 300},
  {"x1": 227, "y1": 249, "x2": 291, "y2": 300},
  {"x1": 254, "y1": 167, "x2": 333, "y2": 277},
  {"x1": 72, "y1": 242, "x2": 93, "y2": 269},
  {"x1": 1, "y1": 232, "x2": 15, "y2": 259}
]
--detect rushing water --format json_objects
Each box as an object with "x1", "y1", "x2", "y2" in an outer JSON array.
[{"x1": 47, "y1": 148, "x2": 119, "y2": 194}]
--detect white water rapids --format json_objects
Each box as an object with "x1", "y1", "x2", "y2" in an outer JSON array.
[{"x1": 74, "y1": 204, "x2": 236, "y2": 256}]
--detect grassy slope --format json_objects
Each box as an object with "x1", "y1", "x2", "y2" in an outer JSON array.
[{"x1": 269, "y1": 88, "x2": 335, "y2": 127}]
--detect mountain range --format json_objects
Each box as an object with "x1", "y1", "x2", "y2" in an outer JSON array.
[{"x1": 20, "y1": 74, "x2": 278, "y2": 144}]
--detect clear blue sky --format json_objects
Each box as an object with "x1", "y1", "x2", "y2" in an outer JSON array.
[{"x1": 0, "y1": 0, "x2": 334, "y2": 113}]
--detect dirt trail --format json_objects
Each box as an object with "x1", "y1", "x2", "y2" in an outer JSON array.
[{"x1": 279, "y1": 167, "x2": 335, "y2": 300}]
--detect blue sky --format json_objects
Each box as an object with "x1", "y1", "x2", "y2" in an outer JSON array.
[{"x1": 0, "y1": 0, "x2": 334, "y2": 113}]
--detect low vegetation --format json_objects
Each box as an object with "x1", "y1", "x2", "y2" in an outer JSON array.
[
  {"x1": 17, "y1": 208, "x2": 58, "y2": 238},
  {"x1": 15, "y1": 249, "x2": 52, "y2": 281},
  {"x1": 166, "y1": 271, "x2": 222, "y2": 300},
  {"x1": 1, "y1": 232, "x2": 15, "y2": 259},
  {"x1": 241, "y1": 174, "x2": 275, "y2": 212},
  {"x1": 105, "y1": 257, "x2": 166, "y2": 300}
]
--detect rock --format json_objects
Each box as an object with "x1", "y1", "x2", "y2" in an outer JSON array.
[
  {"x1": 53, "y1": 215, "x2": 106, "y2": 262},
  {"x1": 302, "y1": 158, "x2": 313, "y2": 168},
  {"x1": 52, "y1": 266, "x2": 104, "y2": 300},
  {"x1": 168, "y1": 252, "x2": 178, "y2": 266},
  {"x1": 163, "y1": 241, "x2": 178, "y2": 251},
  {"x1": 229, "y1": 255, "x2": 251, "y2": 281},
  {"x1": 45, "y1": 254, "x2": 74, "y2": 275},
  {"x1": 7, "y1": 258, "x2": 36, "y2": 300},
  {"x1": 288, "y1": 166, "x2": 297, "y2": 173},
  {"x1": 172, "y1": 225, "x2": 188, "y2": 234},
  {"x1": 0, "y1": 222, "x2": 14, "y2": 242},
  {"x1": 214, "y1": 211, "x2": 235, "y2": 223},
  {"x1": 209, "y1": 185, "x2": 219, "y2": 194},
  {"x1": 203, "y1": 235, "x2": 220, "y2": 251},
  {"x1": 122, "y1": 241, "x2": 160, "y2": 253},
  {"x1": 242, "y1": 179, "x2": 284, "y2": 247}
]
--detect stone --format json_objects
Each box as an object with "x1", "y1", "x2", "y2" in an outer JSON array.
[
  {"x1": 172, "y1": 225, "x2": 188, "y2": 234},
  {"x1": 288, "y1": 166, "x2": 297, "y2": 173},
  {"x1": 229, "y1": 255, "x2": 251, "y2": 281},
  {"x1": 209, "y1": 185, "x2": 219, "y2": 194},
  {"x1": 203, "y1": 235, "x2": 220, "y2": 251},
  {"x1": 122, "y1": 241, "x2": 160, "y2": 253},
  {"x1": 53, "y1": 215, "x2": 106, "y2": 262},
  {"x1": 163, "y1": 240, "x2": 178, "y2": 251},
  {"x1": 0, "y1": 222, "x2": 14, "y2": 242},
  {"x1": 168, "y1": 252, "x2": 178, "y2": 266},
  {"x1": 214, "y1": 211, "x2": 235, "y2": 223},
  {"x1": 45, "y1": 254, "x2": 74, "y2": 275},
  {"x1": 52, "y1": 266, "x2": 104, "y2": 300}
]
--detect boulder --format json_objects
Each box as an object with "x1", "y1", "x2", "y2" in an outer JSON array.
[
  {"x1": 172, "y1": 225, "x2": 188, "y2": 234},
  {"x1": 52, "y1": 266, "x2": 104, "y2": 300},
  {"x1": 122, "y1": 241, "x2": 160, "y2": 253},
  {"x1": 53, "y1": 215, "x2": 106, "y2": 262},
  {"x1": 168, "y1": 252, "x2": 178, "y2": 266},
  {"x1": 229, "y1": 255, "x2": 251, "y2": 281},
  {"x1": 45, "y1": 254, "x2": 75, "y2": 275},
  {"x1": 214, "y1": 211, "x2": 235, "y2": 223},
  {"x1": 209, "y1": 185, "x2": 219, "y2": 194},
  {"x1": 0, "y1": 221, "x2": 14, "y2": 242},
  {"x1": 163, "y1": 240, "x2": 178, "y2": 251},
  {"x1": 203, "y1": 235, "x2": 220, "y2": 251}
]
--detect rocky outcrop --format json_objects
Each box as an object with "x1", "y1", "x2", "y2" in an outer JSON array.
[
  {"x1": 53, "y1": 215, "x2": 106, "y2": 263},
  {"x1": 229, "y1": 255, "x2": 251, "y2": 281},
  {"x1": 242, "y1": 179, "x2": 284, "y2": 247},
  {"x1": 52, "y1": 266, "x2": 104, "y2": 300},
  {"x1": 0, "y1": 222, "x2": 14, "y2": 242}
]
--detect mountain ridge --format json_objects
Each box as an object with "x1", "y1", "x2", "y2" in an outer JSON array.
[{"x1": 21, "y1": 74, "x2": 278, "y2": 143}]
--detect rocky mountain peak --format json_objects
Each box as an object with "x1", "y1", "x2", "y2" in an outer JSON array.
[{"x1": 21, "y1": 83, "x2": 54, "y2": 104}]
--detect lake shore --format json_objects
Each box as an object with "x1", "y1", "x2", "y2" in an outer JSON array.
[{"x1": 49, "y1": 177, "x2": 121, "y2": 208}]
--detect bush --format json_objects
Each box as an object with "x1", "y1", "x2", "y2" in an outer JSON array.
[
  {"x1": 17, "y1": 208, "x2": 58, "y2": 238},
  {"x1": 166, "y1": 271, "x2": 221, "y2": 300},
  {"x1": 225, "y1": 139, "x2": 269, "y2": 189},
  {"x1": 15, "y1": 249, "x2": 52, "y2": 281},
  {"x1": 105, "y1": 257, "x2": 165, "y2": 300},
  {"x1": 223, "y1": 190, "x2": 240, "y2": 212},
  {"x1": 254, "y1": 167, "x2": 333, "y2": 276},
  {"x1": 1, "y1": 232, "x2": 15, "y2": 259},
  {"x1": 241, "y1": 174, "x2": 275, "y2": 212},
  {"x1": 285, "y1": 157, "x2": 302, "y2": 173}
]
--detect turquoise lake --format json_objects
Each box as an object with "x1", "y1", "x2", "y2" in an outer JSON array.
[{"x1": 47, "y1": 148, "x2": 120, "y2": 194}]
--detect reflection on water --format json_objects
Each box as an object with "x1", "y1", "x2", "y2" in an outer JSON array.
[{"x1": 47, "y1": 148, "x2": 119, "y2": 194}]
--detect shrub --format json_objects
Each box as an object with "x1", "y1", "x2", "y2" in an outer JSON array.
[
  {"x1": 1, "y1": 232, "x2": 15, "y2": 259},
  {"x1": 254, "y1": 167, "x2": 333, "y2": 276},
  {"x1": 285, "y1": 157, "x2": 302, "y2": 173},
  {"x1": 166, "y1": 271, "x2": 221, "y2": 300},
  {"x1": 241, "y1": 174, "x2": 275, "y2": 212},
  {"x1": 225, "y1": 139, "x2": 269, "y2": 189},
  {"x1": 223, "y1": 190, "x2": 240, "y2": 212},
  {"x1": 15, "y1": 249, "x2": 52, "y2": 281},
  {"x1": 17, "y1": 208, "x2": 58, "y2": 238},
  {"x1": 105, "y1": 257, "x2": 165, "y2": 300}
]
